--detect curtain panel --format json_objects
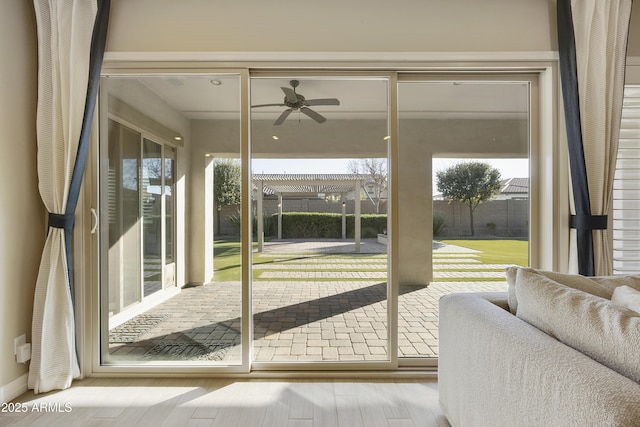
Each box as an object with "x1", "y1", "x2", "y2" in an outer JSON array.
[
  {"x1": 30, "y1": 0, "x2": 109, "y2": 394},
  {"x1": 558, "y1": 0, "x2": 632, "y2": 276}
]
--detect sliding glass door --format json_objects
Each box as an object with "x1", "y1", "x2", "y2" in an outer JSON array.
[
  {"x1": 102, "y1": 119, "x2": 179, "y2": 347},
  {"x1": 96, "y1": 68, "x2": 539, "y2": 372},
  {"x1": 249, "y1": 75, "x2": 392, "y2": 367},
  {"x1": 106, "y1": 120, "x2": 143, "y2": 314},
  {"x1": 397, "y1": 76, "x2": 533, "y2": 364},
  {"x1": 99, "y1": 73, "x2": 246, "y2": 366}
]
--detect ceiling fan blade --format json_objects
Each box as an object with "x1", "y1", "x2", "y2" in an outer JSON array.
[
  {"x1": 251, "y1": 103, "x2": 286, "y2": 108},
  {"x1": 281, "y1": 87, "x2": 298, "y2": 103},
  {"x1": 274, "y1": 108, "x2": 293, "y2": 125},
  {"x1": 300, "y1": 107, "x2": 327, "y2": 123},
  {"x1": 305, "y1": 98, "x2": 340, "y2": 106}
]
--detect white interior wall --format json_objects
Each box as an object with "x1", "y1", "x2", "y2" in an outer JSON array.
[
  {"x1": 0, "y1": 0, "x2": 41, "y2": 396},
  {"x1": 106, "y1": 0, "x2": 556, "y2": 53},
  {"x1": 5, "y1": 0, "x2": 640, "y2": 390}
]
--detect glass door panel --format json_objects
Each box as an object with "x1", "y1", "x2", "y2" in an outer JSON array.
[
  {"x1": 143, "y1": 138, "x2": 163, "y2": 297},
  {"x1": 107, "y1": 119, "x2": 142, "y2": 314},
  {"x1": 397, "y1": 79, "x2": 531, "y2": 362},
  {"x1": 250, "y1": 76, "x2": 390, "y2": 364},
  {"x1": 101, "y1": 74, "x2": 243, "y2": 365},
  {"x1": 164, "y1": 146, "x2": 176, "y2": 288}
]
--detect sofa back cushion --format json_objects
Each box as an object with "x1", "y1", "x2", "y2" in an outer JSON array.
[
  {"x1": 515, "y1": 267, "x2": 640, "y2": 384},
  {"x1": 505, "y1": 266, "x2": 640, "y2": 314},
  {"x1": 612, "y1": 285, "x2": 640, "y2": 314}
]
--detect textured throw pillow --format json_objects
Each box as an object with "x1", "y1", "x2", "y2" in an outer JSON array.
[
  {"x1": 612, "y1": 285, "x2": 640, "y2": 314},
  {"x1": 505, "y1": 266, "x2": 640, "y2": 314},
  {"x1": 515, "y1": 267, "x2": 640, "y2": 384}
]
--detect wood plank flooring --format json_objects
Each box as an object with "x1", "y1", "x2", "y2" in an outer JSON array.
[{"x1": 1, "y1": 378, "x2": 450, "y2": 426}]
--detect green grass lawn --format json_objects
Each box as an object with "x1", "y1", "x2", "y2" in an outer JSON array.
[
  {"x1": 213, "y1": 239, "x2": 387, "y2": 282},
  {"x1": 213, "y1": 239, "x2": 265, "y2": 281},
  {"x1": 213, "y1": 238, "x2": 528, "y2": 283},
  {"x1": 439, "y1": 239, "x2": 528, "y2": 266}
]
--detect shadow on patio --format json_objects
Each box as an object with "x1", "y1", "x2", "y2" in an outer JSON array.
[{"x1": 108, "y1": 239, "x2": 509, "y2": 363}]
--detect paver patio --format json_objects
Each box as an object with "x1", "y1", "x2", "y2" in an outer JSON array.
[{"x1": 108, "y1": 239, "x2": 509, "y2": 363}]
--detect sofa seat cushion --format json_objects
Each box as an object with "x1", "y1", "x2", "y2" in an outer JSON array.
[
  {"x1": 515, "y1": 267, "x2": 640, "y2": 384},
  {"x1": 505, "y1": 266, "x2": 640, "y2": 314}
]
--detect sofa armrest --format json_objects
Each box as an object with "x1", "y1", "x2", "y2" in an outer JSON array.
[{"x1": 438, "y1": 292, "x2": 640, "y2": 427}]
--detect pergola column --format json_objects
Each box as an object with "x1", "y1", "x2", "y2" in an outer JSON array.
[
  {"x1": 278, "y1": 193, "x2": 283, "y2": 240},
  {"x1": 257, "y1": 180, "x2": 264, "y2": 252},
  {"x1": 355, "y1": 180, "x2": 361, "y2": 252},
  {"x1": 341, "y1": 192, "x2": 346, "y2": 239}
]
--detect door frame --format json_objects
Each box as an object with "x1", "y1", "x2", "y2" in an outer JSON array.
[{"x1": 81, "y1": 57, "x2": 562, "y2": 377}]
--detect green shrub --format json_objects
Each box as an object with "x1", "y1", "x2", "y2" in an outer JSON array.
[
  {"x1": 277, "y1": 212, "x2": 341, "y2": 238},
  {"x1": 270, "y1": 212, "x2": 388, "y2": 239},
  {"x1": 486, "y1": 222, "x2": 497, "y2": 234},
  {"x1": 346, "y1": 214, "x2": 387, "y2": 238},
  {"x1": 433, "y1": 214, "x2": 447, "y2": 237},
  {"x1": 227, "y1": 211, "x2": 275, "y2": 239}
]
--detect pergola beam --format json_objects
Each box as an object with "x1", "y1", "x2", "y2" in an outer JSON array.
[
  {"x1": 355, "y1": 180, "x2": 361, "y2": 252},
  {"x1": 341, "y1": 192, "x2": 346, "y2": 239},
  {"x1": 278, "y1": 193, "x2": 283, "y2": 240},
  {"x1": 253, "y1": 174, "x2": 367, "y2": 252},
  {"x1": 257, "y1": 180, "x2": 264, "y2": 252}
]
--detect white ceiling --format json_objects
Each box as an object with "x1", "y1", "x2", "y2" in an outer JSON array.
[{"x1": 137, "y1": 75, "x2": 529, "y2": 122}]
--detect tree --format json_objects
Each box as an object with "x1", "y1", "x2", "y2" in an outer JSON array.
[
  {"x1": 214, "y1": 159, "x2": 241, "y2": 235},
  {"x1": 436, "y1": 161, "x2": 502, "y2": 236},
  {"x1": 348, "y1": 158, "x2": 388, "y2": 213}
]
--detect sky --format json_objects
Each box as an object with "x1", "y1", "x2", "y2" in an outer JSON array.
[
  {"x1": 252, "y1": 157, "x2": 529, "y2": 194},
  {"x1": 252, "y1": 158, "x2": 529, "y2": 179}
]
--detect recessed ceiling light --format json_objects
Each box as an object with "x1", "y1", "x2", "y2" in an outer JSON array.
[
  {"x1": 174, "y1": 136, "x2": 183, "y2": 141},
  {"x1": 209, "y1": 79, "x2": 222, "y2": 86},
  {"x1": 272, "y1": 135, "x2": 279, "y2": 140}
]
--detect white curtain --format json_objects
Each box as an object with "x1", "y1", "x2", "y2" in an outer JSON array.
[
  {"x1": 567, "y1": 0, "x2": 632, "y2": 276},
  {"x1": 29, "y1": 0, "x2": 97, "y2": 393}
]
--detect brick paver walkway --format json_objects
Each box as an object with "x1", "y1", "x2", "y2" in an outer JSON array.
[{"x1": 108, "y1": 239, "x2": 509, "y2": 363}]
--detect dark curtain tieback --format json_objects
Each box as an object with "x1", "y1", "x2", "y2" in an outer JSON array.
[
  {"x1": 569, "y1": 214, "x2": 608, "y2": 230},
  {"x1": 48, "y1": 212, "x2": 75, "y2": 230}
]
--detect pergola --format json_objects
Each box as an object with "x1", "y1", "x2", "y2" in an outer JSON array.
[{"x1": 252, "y1": 174, "x2": 368, "y2": 252}]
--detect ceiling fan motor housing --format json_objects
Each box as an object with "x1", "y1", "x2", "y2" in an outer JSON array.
[
  {"x1": 284, "y1": 80, "x2": 305, "y2": 109},
  {"x1": 284, "y1": 94, "x2": 306, "y2": 109}
]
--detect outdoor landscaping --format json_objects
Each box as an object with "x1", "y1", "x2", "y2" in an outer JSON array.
[{"x1": 213, "y1": 238, "x2": 528, "y2": 283}]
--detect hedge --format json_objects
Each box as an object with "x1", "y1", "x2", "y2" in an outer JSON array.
[{"x1": 268, "y1": 212, "x2": 387, "y2": 239}]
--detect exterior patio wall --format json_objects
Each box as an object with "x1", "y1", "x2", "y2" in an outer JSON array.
[
  {"x1": 217, "y1": 199, "x2": 529, "y2": 239},
  {"x1": 433, "y1": 199, "x2": 529, "y2": 238}
]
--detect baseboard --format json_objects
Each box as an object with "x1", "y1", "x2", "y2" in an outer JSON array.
[{"x1": 0, "y1": 373, "x2": 28, "y2": 403}]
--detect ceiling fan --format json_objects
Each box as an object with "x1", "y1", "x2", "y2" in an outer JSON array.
[{"x1": 251, "y1": 80, "x2": 340, "y2": 125}]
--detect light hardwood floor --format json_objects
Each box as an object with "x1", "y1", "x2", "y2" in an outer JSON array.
[{"x1": 2, "y1": 378, "x2": 450, "y2": 426}]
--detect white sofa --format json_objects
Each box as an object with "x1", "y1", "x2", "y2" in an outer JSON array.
[{"x1": 438, "y1": 268, "x2": 640, "y2": 426}]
